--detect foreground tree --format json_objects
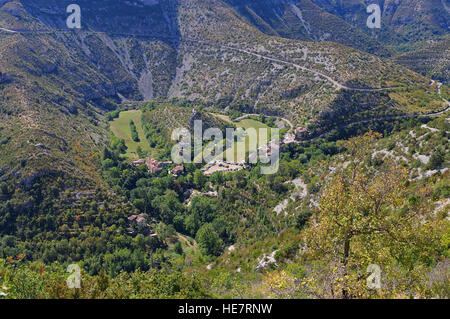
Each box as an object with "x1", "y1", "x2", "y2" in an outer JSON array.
[{"x1": 301, "y1": 132, "x2": 448, "y2": 298}]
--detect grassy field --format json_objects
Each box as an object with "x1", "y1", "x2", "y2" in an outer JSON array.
[
  {"x1": 110, "y1": 110, "x2": 153, "y2": 159},
  {"x1": 110, "y1": 110, "x2": 272, "y2": 163},
  {"x1": 195, "y1": 116, "x2": 271, "y2": 163},
  {"x1": 237, "y1": 119, "x2": 269, "y2": 130},
  {"x1": 235, "y1": 119, "x2": 271, "y2": 156}
]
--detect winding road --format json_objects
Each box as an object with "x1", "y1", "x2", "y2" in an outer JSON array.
[
  {"x1": 233, "y1": 113, "x2": 294, "y2": 131},
  {"x1": 216, "y1": 44, "x2": 401, "y2": 92},
  {"x1": 2, "y1": 25, "x2": 448, "y2": 128},
  {"x1": 1, "y1": 26, "x2": 401, "y2": 92},
  {"x1": 0, "y1": 27, "x2": 16, "y2": 33},
  {"x1": 306, "y1": 103, "x2": 450, "y2": 142}
]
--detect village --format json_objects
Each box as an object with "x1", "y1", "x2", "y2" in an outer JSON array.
[
  {"x1": 130, "y1": 156, "x2": 248, "y2": 176},
  {"x1": 131, "y1": 157, "x2": 185, "y2": 177},
  {"x1": 129, "y1": 127, "x2": 299, "y2": 177},
  {"x1": 202, "y1": 160, "x2": 247, "y2": 175}
]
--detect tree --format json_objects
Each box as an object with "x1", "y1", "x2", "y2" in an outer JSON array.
[
  {"x1": 295, "y1": 209, "x2": 313, "y2": 230},
  {"x1": 155, "y1": 222, "x2": 176, "y2": 242},
  {"x1": 196, "y1": 223, "x2": 223, "y2": 256},
  {"x1": 189, "y1": 196, "x2": 216, "y2": 224},
  {"x1": 136, "y1": 145, "x2": 146, "y2": 158},
  {"x1": 301, "y1": 132, "x2": 444, "y2": 298},
  {"x1": 174, "y1": 241, "x2": 183, "y2": 255},
  {"x1": 270, "y1": 176, "x2": 286, "y2": 194},
  {"x1": 152, "y1": 190, "x2": 183, "y2": 224},
  {"x1": 102, "y1": 146, "x2": 113, "y2": 160},
  {"x1": 102, "y1": 159, "x2": 115, "y2": 170},
  {"x1": 133, "y1": 198, "x2": 145, "y2": 212},
  {"x1": 193, "y1": 169, "x2": 206, "y2": 189},
  {"x1": 129, "y1": 120, "x2": 140, "y2": 142},
  {"x1": 185, "y1": 214, "x2": 200, "y2": 237},
  {"x1": 111, "y1": 136, "x2": 126, "y2": 154}
]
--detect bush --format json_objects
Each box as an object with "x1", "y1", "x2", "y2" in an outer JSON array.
[
  {"x1": 106, "y1": 110, "x2": 120, "y2": 121},
  {"x1": 193, "y1": 170, "x2": 207, "y2": 190},
  {"x1": 102, "y1": 159, "x2": 115, "y2": 170},
  {"x1": 307, "y1": 182, "x2": 321, "y2": 194},
  {"x1": 432, "y1": 181, "x2": 450, "y2": 200},
  {"x1": 427, "y1": 148, "x2": 445, "y2": 170},
  {"x1": 295, "y1": 209, "x2": 313, "y2": 230}
]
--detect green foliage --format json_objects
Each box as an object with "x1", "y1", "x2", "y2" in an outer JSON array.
[
  {"x1": 428, "y1": 148, "x2": 445, "y2": 170},
  {"x1": 111, "y1": 136, "x2": 127, "y2": 154},
  {"x1": 196, "y1": 224, "x2": 223, "y2": 257},
  {"x1": 1, "y1": 0, "x2": 448, "y2": 300},
  {"x1": 193, "y1": 170, "x2": 207, "y2": 190},
  {"x1": 129, "y1": 120, "x2": 140, "y2": 142},
  {"x1": 102, "y1": 159, "x2": 115, "y2": 170},
  {"x1": 0, "y1": 259, "x2": 211, "y2": 299},
  {"x1": 432, "y1": 180, "x2": 450, "y2": 200},
  {"x1": 295, "y1": 209, "x2": 313, "y2": 230},
  {"x1": 106, "y1": 110, "x2": 120, "y2": 121}
]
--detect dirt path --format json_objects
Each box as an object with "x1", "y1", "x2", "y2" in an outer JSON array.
[
  {"x1": 279, "y1": 117, "x2": 294, "y2": 131},
  {"x1": 233, "y1": 113, "x2": 260, "y2": 121},
  {"x1": 177, "y1": 233, "x2": 197, "y2": 249}
]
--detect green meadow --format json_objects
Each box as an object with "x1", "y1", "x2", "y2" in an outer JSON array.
[
  {"x1": 111, "y1": 110, "x2": 273, "y2": 162},
  {"x1": 110, "y1": 110, "x2": 153, "y2": 159},
  {"x1": 195, "y1": 116, "x2": 272, "y2": 163}
]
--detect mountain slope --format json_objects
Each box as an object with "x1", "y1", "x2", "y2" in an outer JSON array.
[
  {"x1": 224, "y1": 0, "x2": 391, "y2": 56},
  {"x1": 0, "y1": 0, "x2": 446, "y2": 186},
  {"x1": 0, "y1": 0, "x2": 448, "y2": 299},
  {"x1": 222, "y1": 0, "x2": 449, "y2": 78},
  {"x1": 394, "y1": 36, "x2": 450, "y2": 83},
  {"x1": 0, "y1": 0, "x2": 446, "y2": 196},
  {"x1": 311, "y1": 0, "x2": 449, "y2": 47}
]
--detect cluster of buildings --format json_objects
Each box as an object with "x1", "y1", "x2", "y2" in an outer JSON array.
[
  {"x1": 294, "y1": 127, "x2": 308, "y2": 140},
  {"x1": 146, "y1": 158, "x2": 173, "y2": 174},
  {"x1": 127, "y1": 213, "x2": 148, "y2": 227},
  {"x1": 129, "y1": 127, "x2": 300, "y2": 178},
  {"x1": 202, "y1": 160, "x2": 247, "y2": 175},
  {"x1": 131, "y1": 157, "x2": 184, "y2": 176},
  {"x1": 171, "y1": 165, "x2": 185, "y2": 177},
  {"x1": 283, "y1": 132, "x2": 296, "y2": 144},
  {"x1": 127, "y1": 213, "x2": 158, "y2": 237},
  {"x1": 248, "y1": 139, "x2": 281, "y2": 163}
]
